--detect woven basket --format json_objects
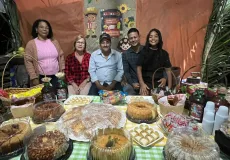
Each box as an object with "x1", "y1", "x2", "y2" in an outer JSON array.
[
  {"x1": 4, "y1": 84, "x2": 44, "y2": 96},
  {"x1": 150, "y1": 67, "x2": 178, "y2": 104},
  {"x1": 158, "y1": 95, "x2": 185, "y2": 116},
  {"x1": 1, "y1": 54, "x2": 46, "y2": 107}
]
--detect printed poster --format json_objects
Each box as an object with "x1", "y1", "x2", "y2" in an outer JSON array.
[{"x1": 101, "y1": 9, "x2": 122, "y2": 37}]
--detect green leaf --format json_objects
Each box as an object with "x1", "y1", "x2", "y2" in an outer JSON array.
[{"x1": 88, "y1": 0, "x2": 92, "y2": 4}]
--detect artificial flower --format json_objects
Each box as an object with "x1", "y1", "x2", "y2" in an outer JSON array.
[
  {"x1": 128, "y1": 21, "x2": 135, "y2": 28},
  {"x1": 119, "y1": 4, "x2": 129, "y2": 14}
]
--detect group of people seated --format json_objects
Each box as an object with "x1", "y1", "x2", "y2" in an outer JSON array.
[{"x1": 24, "y1": 19, "x2": 173, "y2": 96}]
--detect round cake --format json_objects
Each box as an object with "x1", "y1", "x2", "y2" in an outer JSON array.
[
  {"x1": 90, "y1": 128, "x2": 132, "y2": 160},
  {"x1": 165, "y1": 130, "x2": 220, "y2": 160},
  {"x1": 27, "y1": 130, "x2": 69, "y2": 160},
  {"x1": 0, "y1": 122, "x2": 31, "y2": 155},
  {"x1": 33, "y1": 101, "x2": 65, "y2": 122},
  {"x1": 127, "y1": 102, "x2": 157, "y2": 121}
]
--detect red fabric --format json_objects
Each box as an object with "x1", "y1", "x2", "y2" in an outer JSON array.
[
  {"x1": 136, "y1": 0, "x2": 213, "y2": 77},
  {"x1": 15, "y1": 0, "x2": 84, "y2": 58},
  {"x1": 65, "y1": 52, "x2": 90, "y2": 85}
]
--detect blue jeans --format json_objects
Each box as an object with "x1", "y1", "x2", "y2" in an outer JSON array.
[
  {"x1": 88, "y1": 82, "x2": 123, "y2": 95},
  {"x1": 123, "y1": 83, "x2": 139, "y2": 95}
]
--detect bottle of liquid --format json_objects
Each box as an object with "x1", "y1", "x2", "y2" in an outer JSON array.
[
  {"x1": 56, "y1": 77, "x2": 68, "y2": 101},
  {"x1": 41, "y1": 77, "x2": 56, "y2": 101},
  {"x1": 189, "y1": 89, "x2": 206, "y2": 122}
]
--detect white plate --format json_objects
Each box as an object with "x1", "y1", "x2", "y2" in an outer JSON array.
[
  {"x1": 125, "y1": 96, "x2": 155, "y2": 104},
  {"x1": 129, "y1": 123, "x2": 164, "y2": 147},
  {"x1": 64, "y1": 95, "x2": 94, "y2": 105}
]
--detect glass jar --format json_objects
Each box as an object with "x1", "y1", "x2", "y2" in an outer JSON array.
[
  {"x1": 189, "y1": 89, "x2": 206, "y2": 122},
  {"x1": 42, "y1": 80, "x2": 56, "y2": 101},
  {"x1": 56, "y1": 77, "x2": 68, "y2": 101}
]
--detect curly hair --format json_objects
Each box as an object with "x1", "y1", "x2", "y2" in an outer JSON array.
[{"x1": 31, "y1": 19, "x2": 53, "y2": 39}]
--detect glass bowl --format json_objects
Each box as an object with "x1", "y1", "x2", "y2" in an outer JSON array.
[{"x1": 32, "y1": 100, "x2": 65, "y2": 124}]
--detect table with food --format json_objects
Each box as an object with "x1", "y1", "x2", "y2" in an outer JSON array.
[{"x1": 0, "y1": 82, "x2": 230, "y2": 160}]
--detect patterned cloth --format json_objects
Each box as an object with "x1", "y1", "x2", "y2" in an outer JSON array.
[
  {"x1": 122, "y1": 46, "x2": 143, "y2": 85},
  {"x1": 88, "y1": 49, "x2": 124, "y2": 85},
  {"x1": 65, "y1": 52, "x2": 91, "y2": 85},
  {"x1": 10, "y1": 96, "x2": 230, "y2": 160}
]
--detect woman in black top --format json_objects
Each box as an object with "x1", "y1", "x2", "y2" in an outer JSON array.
[{"x1": 137, "y1": 28, "x2": 172, "y2": 95}]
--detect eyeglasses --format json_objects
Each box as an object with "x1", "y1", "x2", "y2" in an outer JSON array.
[{"x1": 76, "y1": 41, "x2": 85, "y2": 45}]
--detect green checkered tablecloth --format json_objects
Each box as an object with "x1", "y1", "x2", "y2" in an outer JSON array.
[
  {"x1": 9, "y1": 96, "x2": 230, "y2": 160},
  {"x1": 11, "y1": 142, "x2": 163, "y2": 160},
  {"x1": 67, "y1": 142, "x2": 163, "y2": 160}
]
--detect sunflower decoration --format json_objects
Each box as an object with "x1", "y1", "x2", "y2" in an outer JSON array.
[
  {"x1": 128, "y1": 21, "x2": 135, "y2": 28},
  {"x1": 124, "y1": 16, "x2": 135, "y2": 28},
  {"x1": 118, "y1": 4, "x2": 130, "y2": 14}
]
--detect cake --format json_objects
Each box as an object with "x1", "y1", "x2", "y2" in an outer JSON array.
[
  {"x1": 127, "y1": 101, "x2": 157, "y2": 121},
  {"x1": 33, "y1": 101, "x2": 65, "y2": 122},
  {"x1": 0, "y1": 122, "x2": 31, "y2": 155},
  {"x1": 165, "y1": 132, "x2": 220, "y2": 160},
  {"x1": 167, "y1": 96, "x2": 179, "y2": 106},
  {"x1": 90, "y1": 128, "x2": 132, "y2": 160},
  {"x1": 27, "y1": 130, "x2": 69, "y2": 160}
]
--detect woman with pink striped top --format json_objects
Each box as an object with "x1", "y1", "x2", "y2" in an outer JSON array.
[{"x1": 24, "y1": 19, "x2": 65, "y2": 88}]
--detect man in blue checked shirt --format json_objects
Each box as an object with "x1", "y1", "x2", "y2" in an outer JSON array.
[{"x1": 88, "y1": 33, "x2": 124, "y2": 95}]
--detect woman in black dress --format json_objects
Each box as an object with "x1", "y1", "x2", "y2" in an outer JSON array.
[{"x1": 137, "y1": 28, "x2": 172, "y2": 95}]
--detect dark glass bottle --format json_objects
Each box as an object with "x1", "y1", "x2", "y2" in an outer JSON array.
[
  {"x1": 189, "y1": 89, "x2": 206, "y2": 122},
  {"x1": 56, "y1": 77, "x2": 68, "y2": 101},
  {"x1": 42, "y1": 81, "x2": 56, "y2": 101}
]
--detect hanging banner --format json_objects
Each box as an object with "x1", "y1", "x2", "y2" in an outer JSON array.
[{"x1": 100, "y1": 9, "x2": 122, "y2": 38}]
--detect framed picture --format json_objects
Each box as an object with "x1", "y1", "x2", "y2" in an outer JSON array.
[{"x1": 101, "y1": 9, "x2": 122, "y2": 37}]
